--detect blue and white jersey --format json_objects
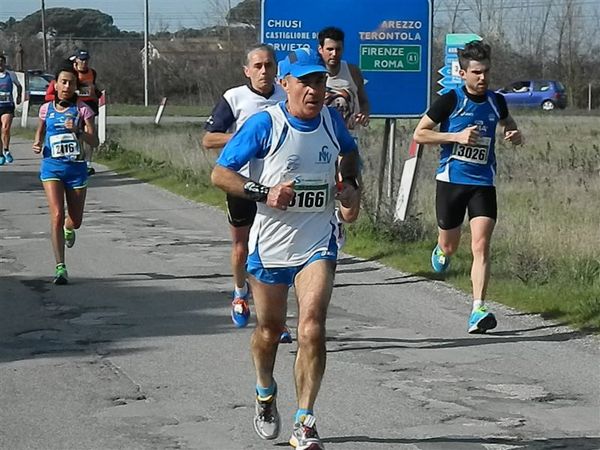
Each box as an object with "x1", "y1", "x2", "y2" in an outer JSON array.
[
  {"x1": 42, "y1": 102, "x2": 84, "y2": 161},
  {"x1": 0, "y1": 71, "x2": 19, "y2": 107},
  {"x1": 437, "y1": 88, "x2": 502, "y2": 186},
  {"x1": 217, "y1": 102, "x2": 357, "y2": 267}
]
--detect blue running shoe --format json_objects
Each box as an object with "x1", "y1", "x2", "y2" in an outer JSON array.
[
  {"x1": 468, "y1": 306, "x2": 497, "y2": 334},
  {"x1": 4, "y1": 151, "x2": 13, "y2": 163},
  {"x1": 431, "y1": 244, "x2": 450, "y2": 273},
  {"x1": 231, "y1": 287, "x2": 250, "y2": 328},
  {"x1": 0, "y1": 155, "x2": 5, "y2": 165},
  {"x1": 279, "y1": 326, "x2": 292, "y2": 344}
]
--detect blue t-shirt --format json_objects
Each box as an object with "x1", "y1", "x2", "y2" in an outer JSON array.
[{"x1": 217, "y1": 102, "x2": 357, "y2": 171}]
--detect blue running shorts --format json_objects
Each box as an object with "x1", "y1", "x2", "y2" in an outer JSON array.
[
  {"x1": 40, "y1": 158, "x2": 88, "y2": 190},
  {"x1": 247, "y1": 233, "x2": 338, "y2": 286}
]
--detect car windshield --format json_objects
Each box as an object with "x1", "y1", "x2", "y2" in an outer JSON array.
[{"x1": 28, "y1": 76, "x2": 50, "y2": 91}]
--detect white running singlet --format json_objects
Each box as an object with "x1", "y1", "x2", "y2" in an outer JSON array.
[{"x1": 248, "y1": 105, "x2": 341, "y2": 267}]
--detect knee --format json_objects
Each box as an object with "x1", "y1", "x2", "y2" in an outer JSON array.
[
  {"x1": 297, "y1": 316, "x2": 326, "y2": 348},
  {"x1": 231, "y1": 241, "x2": 249, "y2": 261},
  {"x1": 255, "y1": 323, "x2": 283, "y2": 346},
  {"x1": 471, "y1": 238, "x2": 490, "y2": 259},
  {"x1": 49, "y1": 210, "x2": 65, "y2": 227},
  {"x1": 439, "y1": 241, "x2": 458, "y2": 256}
]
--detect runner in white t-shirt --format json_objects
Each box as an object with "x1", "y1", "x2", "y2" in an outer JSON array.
[{"x1": 203, "y1": 44, "x2": 293, "y2": 342}]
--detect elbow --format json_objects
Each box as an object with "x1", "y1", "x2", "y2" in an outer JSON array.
[
  {"x1": 342, "y1": 208, "x2": 359, "y2": 224},
  {"x1": 210, "y1": 166, "x2": 222, "y2": 188},
  {"x1": 201, "y1": 135, "x2": 213, "y2": 150},
  {"x1": 413, "y1": 129, "x2": 424, "y2": 144}
]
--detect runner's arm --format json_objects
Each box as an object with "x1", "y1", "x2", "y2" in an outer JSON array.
[
  {"x1": 202, "y1": 96, "x2": 235, "y2": 150},
  {"x1": 499, "y1": 113, "x2": 522, "y2": 145},
  {"x1": 81, "y1": 117, "x2": 99, "y2": 147},
  {"x1": 336, "y1": 149, "x2": 361, "y2": 223},
  {"x1": 9, "y1": 71, "x2": 22, "y2": 104},
  {"x1": 202, "y1": 131, "x2": 233, "y2": 150},
  {"x1": 349, "y1": 64, "x2": 370, "y2": 126},
  {"x1": 414, "y1": 114, "x2": 480, "y2": 146},
  {"x1": 32, "y1": 119, "x2": 46, "y2": 153}
]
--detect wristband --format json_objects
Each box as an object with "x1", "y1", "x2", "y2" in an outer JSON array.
[{"x1": 243, "y1": 181, "x2": 269, "y2": 203}]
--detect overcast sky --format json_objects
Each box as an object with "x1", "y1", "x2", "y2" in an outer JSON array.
[{"x1": 0, "y1": 0, "x2": 244, "y2": 32}]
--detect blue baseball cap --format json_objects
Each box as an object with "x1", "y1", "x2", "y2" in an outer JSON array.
[
  {"x1": 75, "y1": 50, "x2": 90, "y2": 60},
  {"x1": 278, "y1": 48, "x2": 327, "y2": 79}
]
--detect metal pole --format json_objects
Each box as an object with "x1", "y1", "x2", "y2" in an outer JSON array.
[
  {"x1": 41, "y1": 0, "x2": 48, "y2": 71},
  {"x1": 589, "y1": 83, "x2": 592, "y2": 111},
  {"x1": 375, "y1": 119, "x2": 391, "y2": 221},
  {"x1": 386, "y1": 119, "x2": 396, "y2": 198},
  {"x1": 144, "y1": 0, "x2": 149, "y2": 107}
]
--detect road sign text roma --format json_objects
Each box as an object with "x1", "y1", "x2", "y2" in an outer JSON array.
[{"x1": 360, "y1": 45, "x2": 421, "y2": 71}]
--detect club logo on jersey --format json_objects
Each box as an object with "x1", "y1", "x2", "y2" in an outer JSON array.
[
  {"x1": 318, "y1": 146, "x2": 331, "y2": 164},
  {"x1": 474, "y1": 120, "x2": 488, "y2": 134},
  {"x1": 488, "y1": 113, "x2": 496, "y2": 122},
  {"x1": 285, "y1": 154, "x2": 301, "y2": 171}
]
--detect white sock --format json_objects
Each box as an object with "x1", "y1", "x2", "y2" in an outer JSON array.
[
  {"x1": 234, "y1": 283, "x2": 248, "y2": 297},
  {"x1": 473, "y1": 299, "x2": 484, "y2": 311}
]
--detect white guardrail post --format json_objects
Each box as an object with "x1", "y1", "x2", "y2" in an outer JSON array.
[{"x1": 98, "y1": 90, "x2": 107, "y2": 144}]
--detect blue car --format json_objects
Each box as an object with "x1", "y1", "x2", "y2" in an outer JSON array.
[{"x1": 496, "y1": 80, "x2": 567, "y2": 111}]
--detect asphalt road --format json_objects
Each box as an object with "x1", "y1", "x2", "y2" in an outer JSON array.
[{"x1": 0, "y1": 139, "x2": 598, "y2": 450}]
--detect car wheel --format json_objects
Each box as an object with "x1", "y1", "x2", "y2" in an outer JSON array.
[{"x1": 541, "y1": 100, "x2": 555, "y2": 111}]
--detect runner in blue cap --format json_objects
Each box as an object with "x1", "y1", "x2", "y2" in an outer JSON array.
[{"x1": 212, "y1": 47, "x2": 361, "y2": 449}]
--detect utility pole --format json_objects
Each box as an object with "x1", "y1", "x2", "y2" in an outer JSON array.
[
  {"x1": 144, "y1": 0, "x2": 149, "y2": 106},
  {"x1": 41, "y1": 0, "x2": 48, "y2": 71},
  {"x1": 226, "y1": 0, "x2": 232, "y2": 63}
]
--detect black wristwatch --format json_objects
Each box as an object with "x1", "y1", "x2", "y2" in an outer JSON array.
[{"x1": 243, "y1": 181, "x2": 270, "y2": 203}]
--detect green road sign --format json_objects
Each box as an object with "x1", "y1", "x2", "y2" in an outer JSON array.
[{"x1": 359, "y1": 45, "x2": 421, "y2": 72}]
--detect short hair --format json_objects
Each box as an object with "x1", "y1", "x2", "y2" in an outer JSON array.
[
  {"x1": 318, "y1": 27, "x2": 345, "y2": 47},
  {"x1": 54, "y1": 61, "x2": 78, "y2": 80},
  {"x1": 245, "y1": 44, "x2": 276, "y2": 66},
  {"x1": 458, "y1": 40, "x2": 491, "y2": 70},
  {"x1": 0, "y1": 54, "x2": 6, "y2": 62}
]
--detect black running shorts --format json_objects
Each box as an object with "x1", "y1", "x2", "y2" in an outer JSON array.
[
  {"x1": 226, "y1": 193, "x2": 257, "y2": 228},
  {"x1": 435, "y1": 181, "x2": 497, "y2": 230},
  {"x1": 0, "y1": 106, "x2": 15, "y2": 117}
]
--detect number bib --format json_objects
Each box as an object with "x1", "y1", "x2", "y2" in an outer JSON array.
[
  {"x1": 78, "y1": 85, "x2": 92, "y2": 97},
  {"x1": 452, "y1": 137, "x2": 490, "y2": 164},
  {"x1": 288, "y1": 174, "x2": 330, "y2": 212},
  {"x1": 0, "y1": 91, "x2": 11, "y2": 103},
  {"x1": 50, "y1": 133, "x2": 80, "y2": 159}
]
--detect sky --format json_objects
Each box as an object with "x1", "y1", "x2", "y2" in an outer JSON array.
[{"x1": 0, "y1": 0, "x2": 245, "y2": 32}]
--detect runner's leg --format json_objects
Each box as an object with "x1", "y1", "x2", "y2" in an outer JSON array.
[
  {"x1": 249, "y1": 278, "x2": 288, "y2": 388},
  {"x1": 293, "y1": 259, "x2": 335, "y2": 411},
  {"x1": 42, "y1": 181, "x2": 67, "y2": 265},
  {"x1": 469, "y1": 216, "x2": 495, "y2": 300},
  {"x1": 64, "y1": 187, "x2": 87, "y2": 231}
]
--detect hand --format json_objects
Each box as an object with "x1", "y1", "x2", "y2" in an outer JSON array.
[
  {"x1": 32, "y1": 142, "x2": 42, "y2": 153},
  {"x1": 456, "y1": 125, "x2": 479, "y2": 145},
  {"x1": 64, "y1": 118, "x2": 76, "y2": 132},
  {"x1": 335, "y1": 180, "x2": 360, "y2": 209},
  {"x1": 354, "y1": 112, "x2": 369, "y2": 127},
  {"x1": 266, "y1": 180, "x2": 295, "y2": 210},
  {"x1": 504, "y1": 129, "x2": 522, "y2": 145}
]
